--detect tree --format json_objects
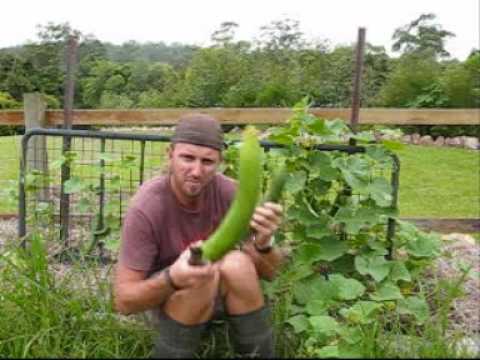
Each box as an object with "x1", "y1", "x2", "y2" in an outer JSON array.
[
  {"x1": 440, "y1": 52, "x2": 480, "y2": 108},
  {"x1": 211, "y1": 22, "x2": 239, "y2": 47},
  {"x1": 257, "y1": 18, "x2": 307, "y2": 52},
  {"x1": 377, "y1": 53, "x2": 442, "y2": 107},
  {"x1": 392, "y1": 13, "x2": 455, "y2": 58}
]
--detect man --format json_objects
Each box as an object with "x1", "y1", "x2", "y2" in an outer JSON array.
[{"x1": 114, "y1": 114, "x2": 285, "y2": 358}]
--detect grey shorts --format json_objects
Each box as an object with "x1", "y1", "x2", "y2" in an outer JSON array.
[{"x1": 148, "y1": 295, "x2": 226, "y2": 358}]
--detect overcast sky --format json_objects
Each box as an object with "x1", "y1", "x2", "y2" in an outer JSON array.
[{"x1": 2, "y1": 0, "x2": 478, "y2": 60}]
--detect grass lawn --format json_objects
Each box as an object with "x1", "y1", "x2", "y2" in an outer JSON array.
[
  {"x1": 395, "y1": 144, "x2": 479, "y2": 218},
  {"x1": 0, "y1": 135, "x2": 478, "y2": 218}
]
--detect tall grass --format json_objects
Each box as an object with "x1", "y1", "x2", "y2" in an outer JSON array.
[{"x1": 0, "y1": 235, "x2": 153, "y2": 358}]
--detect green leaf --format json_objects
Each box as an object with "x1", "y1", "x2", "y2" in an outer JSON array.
[
  {"x1": 390, "y1": 261, "x2": 412, "y2": 282},
  {"x1": 306, "y1": 217, "x2": 333, "y2": 240},
  {"x1": 316, "y1": 345, "x2": 339, "y2": 358},
  {"x1": 285, "y1": 170, "x2": 307, "y2": 194},
  {"x1": 340, "y1": 301, "x2": 383, "y2": 324},
  {"x1": 63, "y1": 176, "x2": 86, "y2": 194},
  {"x1": 293, "y1": 277, "x2": 338, "y2": 305},
  {"x1": 405, "y1": 231, "x2": 441, "y2": 258},
  {"x1": 98, "y1": 153, "x2": 115, "y2": 162},
  {"x1": 352, "y1": 131, "x2": 375, "y2": 143},
  {"x1": 309, "y1": 315, "x2": 339, "y2": 336},
  {"x1": 77, "y1": 197, "x2": 91, "y2": 213},
  {"x1": 355, "y1": 254, "x2": 391, "y2": 282},
  {"x1": 367, "y1": 177, "x2": 393, "y2": 207},
  {"x1": 286, "y1": 314, "x2": 310, "y2": 334},
  {"x1": 325, "y1": 119, "x2": 349, "y2": 136},
  {"x1": 329, "y1": 274, "x2": 366, "y2": 300},
  {"x1": 287, "y1": 205, "x2": 322, "y2": 226},
  {"x1": 297, "y1": 237, "x2": 348, "y2": 263},
  {"x1": 366, "y1": 145, "x2": 391, "y2": 162},
  {"x1": 370, "y1": 282, "x2": 404, "y2": 301},
  {"x1": 397, "y1": 296, "x2": 429, "y2": 323},
  {"x1": 306, "y1": 299, "x2": 328, "y2": 316},
  {"x1": 309, "y1": 152, "x2": 338, "y2": 181},
  {"x1": 305, "y1": 116, "x2": 330, "y2": 135}
]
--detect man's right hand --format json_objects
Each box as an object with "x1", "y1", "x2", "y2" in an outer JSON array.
[{"x1": 168, "y1": 242, "x2": 218, "y2": 290}]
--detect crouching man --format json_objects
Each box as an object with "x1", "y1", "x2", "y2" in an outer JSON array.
[{"x1": 113, "y1": 115, "x2": 285, "y2": 358}]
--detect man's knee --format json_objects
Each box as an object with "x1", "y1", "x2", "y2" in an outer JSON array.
[
  {"x1": 220, "y1": 250, "x2": 258, "y2": 283},
  {"x1": 163, "y1": 270, "x2": 220, "y2": 325}
]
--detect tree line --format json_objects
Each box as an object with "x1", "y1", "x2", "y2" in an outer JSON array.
[{"x1": 0, "y1": 14, "x2": 478, "y2": 136}]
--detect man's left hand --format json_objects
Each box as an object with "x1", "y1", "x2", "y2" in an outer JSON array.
[{"x1": 250, "y1": 202, "x2": 283, "y2": 248}]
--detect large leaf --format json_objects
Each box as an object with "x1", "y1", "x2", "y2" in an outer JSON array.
[
  {"x1": 293, "y1": 277, "x2": 338, "y2": 305},
  {"x1": 63, "y1": 176, "x2": 86, "y2": 194},
  {"x1": 309, "y1": 152, "x2": 338, "y2": 181},
  {"x1": 287, "y1": 205, "x2": 319, "y2": 225},
  {"x1": 405, "y1": 231, "x2": 441, "y2": 258},
  {"x1": 297, "y1": 237, "x2": 348, "y2": 263},
  {"x1": 305, "y1": 115, "x2": 331, "y2": 135},
  {"x1": 334, "y1": 206, "x2": 380, "y2": 235},
  {"x1": 340, "y1": 301, "x2": 383, "y2": 324},
  {"x1": 286, "y1": 314, "x2": 310, "y2": 334},
  {"x1": 285, "y1": 170, "x2": 307, "y2": 194},
  {"x1": 355, "y1": 254, "x2": 391, "y2": 282},
  {"x1": 316, "y1": 345, "x2": 339, "y2": 358},
  {"x1": 367, "y1": 177, "x2": 393, "y2": 207},
  {"x1": 397, "y1": 296, "x2": 430, "y2": 324},
  {"x1": 309, "y1": 315, "x2": 339, "y2": 336},
  {"x1": 329, "y1": 274, "x2": 366, "y2": 301},
  {"x1": 306, "y1": 299, "x2": 328, "y2": 316},
  {"x1": 389, "y1": 261, "x2": 412, "y2": 283},
  {"x1": 370, "y1": 282, "x2": 404, "y2": 301}
]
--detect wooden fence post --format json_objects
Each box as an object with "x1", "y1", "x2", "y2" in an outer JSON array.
[{"x1": 23, "y1": 92, "x2": 49, "y2": 201}]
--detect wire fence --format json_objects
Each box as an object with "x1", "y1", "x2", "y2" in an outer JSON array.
[{"x1": 17, "y1": 128, "x2": 399, "y2": 261}]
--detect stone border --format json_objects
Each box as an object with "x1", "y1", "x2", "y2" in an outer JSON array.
[{"x1": 400, "y1": 134, "x2": 479, "y2": 150}]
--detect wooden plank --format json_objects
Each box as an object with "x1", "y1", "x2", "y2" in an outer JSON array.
[
  {"x1": 402, "y1": 218, "x2": 480, "y2": 234},
  {"x1": 0, "y1": 108, "x2": 478, "y2": 126},
  {"x1": 0, "y1": 111, "x2": 23, "y2": 125}
]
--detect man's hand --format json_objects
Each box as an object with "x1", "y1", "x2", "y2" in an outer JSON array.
[
  {"x1": 168, "y1": 241, "x2": 219, "y2": 290},
  {"x1": 250, "y1": 202, "x2": 283, "y2": 248}
]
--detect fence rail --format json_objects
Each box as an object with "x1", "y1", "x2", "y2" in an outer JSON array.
[{"x1": 1, "y1": 108, "x2": 478, "y2": 126}]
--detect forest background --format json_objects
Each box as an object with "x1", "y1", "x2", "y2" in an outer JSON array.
[{"x1": 0, "y1": 14, "x2": 478, "y2": 138}]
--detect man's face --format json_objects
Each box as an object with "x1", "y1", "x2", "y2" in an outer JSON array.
[{"x1": 168, "y1": 143, "x2": 221, "y2": 198}]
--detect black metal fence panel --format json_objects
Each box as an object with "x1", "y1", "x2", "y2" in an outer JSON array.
[{"x1": 18, "y1": 128, "x2": 399, "y2": 261}]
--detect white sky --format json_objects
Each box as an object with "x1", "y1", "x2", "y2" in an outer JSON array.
[{"x1": 1, "y1": 0, "x2": 478, "y2": 60}]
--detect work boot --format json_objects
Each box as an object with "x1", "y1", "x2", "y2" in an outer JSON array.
[
  {"x1": 151, "y1": 311, "x2": 207, "y2": 359},
  {"x1": 227, "y1": 305, "x2": 275, "y2": 358}
]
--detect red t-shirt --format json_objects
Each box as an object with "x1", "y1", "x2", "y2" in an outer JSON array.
[{"x1": 119, "y1": 173, "x2": 236, "y2": 275}]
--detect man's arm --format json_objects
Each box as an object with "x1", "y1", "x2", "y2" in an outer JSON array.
[
  {"x1": 114, "y1": 263, "x2": 175, "y2": 315},
  {"x1": 114, "y1": 246, "x2": 218, "y2": 315},
  {"x1": 241, "y1": 240, "x2": 284, "y2": 281}
]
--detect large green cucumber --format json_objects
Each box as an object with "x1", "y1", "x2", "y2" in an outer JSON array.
[
  {"x1": 200, "y1": 127, "x2": 263, "y2": 262},
  {"x1": 263, "y1": 165, "x2": 288, "y2": 203}
]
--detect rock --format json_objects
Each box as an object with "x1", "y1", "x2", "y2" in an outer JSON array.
[
  {"x1": 464, "y1": 136, "x2": 479, "y2": 150},
  {"x1": 451, "y1": 137, "x2": 464, "y2": 147},
  {"x1": 442, "y1": 233, "x2": 477, "y2": 246},
  {"x1": 420, "y1": 135, "x2": 433, "y2": 145},
  {"x1": 445, "y1": 137, "x2": 463, "y2": 147},
  {"x1": 402, "y1": 134, "x2": 412, "y2": 143},
  {"x1": 411, "y1": 133, "x2": 421, "y2": 145},
  {"x1": 433, "y1": 136, "x2": 445, "y2": 146}
]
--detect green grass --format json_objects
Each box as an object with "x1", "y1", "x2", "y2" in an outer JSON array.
[
  {"x1": 395, "y1": 144, "x2": 479, "y2": 218},
  {"x1": 0, "y1": 135, "x2": 21, "y2": 213}
]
